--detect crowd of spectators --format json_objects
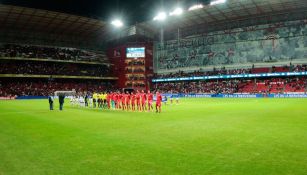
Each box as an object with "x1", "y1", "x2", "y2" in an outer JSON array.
[
  {"x1": 0, "y1": 61, "x2": 110, "y2": 77},
  {"x1": 0, "y1": 79, "x2": 115, "y2": 97},
  {"x1": 154, "y1": 80, "x2": 240, "y2": 94},
  {"x1": 154, "y1": 77, "x2": 307, "y2": 94},
  {"x1": 0, "y1": 77, "x2": 305, "y2": 97},
  {"x1": 0, "y1": 44, "x2": 105, "y2": 62},
  {"x1": 154, "y1": 68, "x2": 250, "y2": 79},
  {"x1": 154, "y1": 64, "x2": 307, "y2": 79},
  {"x1": 291, "y1": 64, "x2": 307, "y2": 72}
]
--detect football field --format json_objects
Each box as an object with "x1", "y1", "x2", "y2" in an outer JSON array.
[{"x1": 0, "y1": 98, "x2": 307, "y2": 175}]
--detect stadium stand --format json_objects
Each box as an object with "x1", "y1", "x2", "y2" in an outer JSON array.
[
  {"x1": 153, "y1": 64, "x2": 307, "y2": 79},
  {"x1": 0, "y1": 79, "x2": 115, "y2": 97},
  {"x1": 0, "y1": 44, "x2": 107, "y2": 62},
  {"x1": 0, "y1": 5, "x2": 116, "y2": 98},
  {"x1": 154, "y1": 19, "x2": 307, "y2": 72},
  {"x1": 154, "y1": 77, "x2": 307, "y2": 94},
  {"x1": 0, "y1": 43, "x2": 116, "y2": 98},
  {"x1": 0, "y1": 60, "x2": 110, "y2": 76}
]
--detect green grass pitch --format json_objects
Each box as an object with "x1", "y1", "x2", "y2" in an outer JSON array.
[{"x1": 0, "y1": 98, "x2": 307, "y2": 175}]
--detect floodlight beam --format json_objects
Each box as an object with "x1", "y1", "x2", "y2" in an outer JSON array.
[
  {"x1": 153, "y1": 12, "x2": 167, "y2": 21},
  {"x1": 188, "y1": 4, "x2": 204, "y2": 11},
  {"x1": 111, "y1": 19, "x2": 123, "y2": 28},
  {"x1": 210, "y1": 0, "x2": 226, "y2": 5},
  {"x1": 169, "y1": 8, "x2": 183, "y2": 16}
]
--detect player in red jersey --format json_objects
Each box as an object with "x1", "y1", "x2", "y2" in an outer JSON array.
[
  {"x1": 121, "y1": 92, "x2": 125, "y2": 110},
  {"x1": 135, "y1": 90, "x2": 141, "y2": 111},
  {"x1": 156, "y1": 91, "x2": 162, "y2": 113},
  {"x1": 119, "y1": 92, "x2": 123, "y2": 110},
  {"x1": 113, "y1": 92, "x2": 116, "y2": 109},
  {"x1": 125, "y1": 92, "x2": 130, "y2": 111},
  {"x1": 116, "y1": 92, "x2": 120, "y2": 109},
  {"x1": 106, "y1": 92, "x2": 111, "y2": 109},
  {"x1": 123, "y1": 92, "x2": 127, "y2": 111},
  {"x1": 141, "y1": 90, "x2": 147, "y2": 112},
  {"x1": 131, "y1": 92, "x2": 136, "y2": 111},
  {"x1": 121, "y1": 93, "x2": 125, "y2": 110},
  {"x1": 147, "y1": 90, "x2": 153, "y2": 112},
  {"x1": 110, "y1": 92, "x2": 115, "y2": 109},
  {"x1": 116, "y1": 93, "x2": 120, "y2": 109}
]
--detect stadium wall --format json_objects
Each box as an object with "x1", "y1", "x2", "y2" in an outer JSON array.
[
  {"x1": 154, "y1": 19, "x2": 307, "y2": 73},
  {"x1": 16, "y1": 96, "x2": 47, "y2": 100},
  {"x1": 107, "y1": 43, "x2": 153, "y2": 90}
]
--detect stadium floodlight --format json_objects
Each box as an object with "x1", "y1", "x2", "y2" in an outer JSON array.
[
  {"x1": 111, "y1": 19, "x2": 123, "y2": 28},
  {"x1": 210, "y1": 0, "x2": 226, "y2": 5},
  {"x1": 188, "y1": 4, "x2": 204, "y2": 11},
  {"x1": 169, "y1": 8, "x2": 183, "y2": 16},
  {"x1": 153, "y1": 12, "x2": 167, "y2": 21}
]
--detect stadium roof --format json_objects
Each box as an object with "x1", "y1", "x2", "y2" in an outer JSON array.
[
  {"x1": 137, "y1": 0, "x2": 307, "y2": 39},
  {"x1": 0, "y1": 4, "x2": 109, "y2": 49},
  {"x1": 1, "y1": 0, "x2": 307, "y2": 46}
]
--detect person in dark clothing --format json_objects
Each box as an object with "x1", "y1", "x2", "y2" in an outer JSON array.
[
  {"x1": 85, "y1": 94, "x2": 89, "y2": 107},
  {"x1": 59, "y1": 94, "x2": 65, "y2": 111},
  {"x1": 93, "y1": 98, "x2": 96, "y2": 108},
  {"x1": 48, "y1": 94, "x2": 54, "y2": 110}
]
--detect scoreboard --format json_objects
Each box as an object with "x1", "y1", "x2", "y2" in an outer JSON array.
[{"x1": 126, "y1": 47, "x2": 145, "y2": 58}]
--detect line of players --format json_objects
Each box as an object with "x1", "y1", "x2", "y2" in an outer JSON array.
[{"x1": 75, "y1": 90, "x2": 162, "y2": 113}]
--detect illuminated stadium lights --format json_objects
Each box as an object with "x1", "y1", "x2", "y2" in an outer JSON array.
[
  {"x1": 111, "y1": 19, "x2": 123, "y2": 28},
  {"x1": 169, "y1": 8, "x2": 183, "y2": 16},
  {"x1": 210, "y1": 0, "x2": 226, "y2": 5},
  {"x1": 153, "y1": 12, "x2": 167, "y2": 21},
  {"x1": 188, "y1": 4, "x2": 203, "y2": 11}
]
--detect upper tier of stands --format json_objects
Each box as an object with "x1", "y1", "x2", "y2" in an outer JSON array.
[
  {"x1": 0, "y1": 60, "x2": 111, "y2": 77},
  {"x1": 0, "y1": 44, "x2": 107, "y2": 63},
  {"x1": 154, "y1": 19, "x2": 307, "y2": 72},
  {"x1": 153, "y1": 64, "x2": 307, "y2": 79}
]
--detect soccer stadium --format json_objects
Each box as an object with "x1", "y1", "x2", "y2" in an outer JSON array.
[{"x1": 0, "y1": 0, "x2": 307, "y2": 174}]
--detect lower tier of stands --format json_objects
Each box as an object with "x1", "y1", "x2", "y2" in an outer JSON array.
[
  {"x1": 0, "y1": 78, "x2": 115, "y2": 97},
  {"x1": 153, "y1": 77, "x2": 307, "y2": 94},
  {"x1": 1, "y1": 77, "x2": 306, "y2": 97}
]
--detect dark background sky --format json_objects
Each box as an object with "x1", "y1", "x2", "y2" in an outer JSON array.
[{"x1": 1, "y1": 0, "x2": 210, "y2": 24}]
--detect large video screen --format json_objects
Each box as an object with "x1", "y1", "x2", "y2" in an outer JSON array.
[{"x1": 126, "y1": 47, "x2": 145, "y2": 58}]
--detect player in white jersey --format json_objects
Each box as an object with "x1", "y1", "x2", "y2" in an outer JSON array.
[
  {"x1": 89, "y1": 96, "x2": 93, "y2": 108},
  {"x1": 73, "y1": 96, "x2": 79, "y2": 107},
  {"x1": 70, "y1": 96, "x2": 74, "y2": 106},
  {"x1": 79, "y1": 96, "x2": 85, "y2": 107}
]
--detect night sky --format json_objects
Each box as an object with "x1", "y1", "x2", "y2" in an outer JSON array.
[{"x1": 1, "y1": 0, "x2": 210, "y2": 24}]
